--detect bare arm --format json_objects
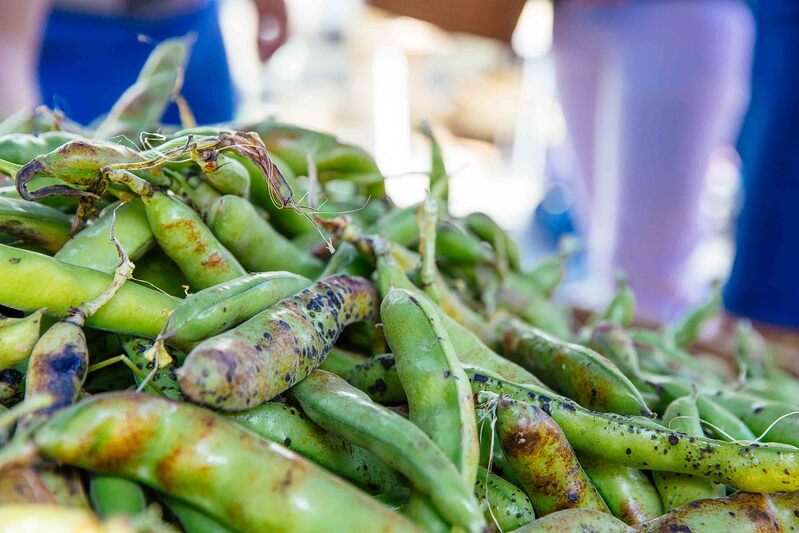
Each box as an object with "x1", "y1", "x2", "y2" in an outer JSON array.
[{"x1": 0, "y1": 0, "x2": 50, "y2": 116}]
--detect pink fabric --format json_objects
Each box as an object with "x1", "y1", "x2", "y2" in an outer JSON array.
[{"x1": 554, "y1": 0, "x2": 754, "y2": 321}]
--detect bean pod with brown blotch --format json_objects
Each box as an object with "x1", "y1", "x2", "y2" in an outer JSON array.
[
  {"x1": 639, "y1": 491, "x2": 799, "y2": 532},
  {"x1": 492, "y1": 394, "x2": 608, "y2": 517},
  {"x1": 179, "y1": 275, "x2": 378, "y2": 410}
]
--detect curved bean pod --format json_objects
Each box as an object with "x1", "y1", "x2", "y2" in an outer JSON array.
[
  {"x1": 513, "y1": 508, "x2": 632, "y2": 533},
  {"x1": 639, "y1": 491, "x2": 799, "y2": 532},
  {"x1": 143, "y1": 191, "x2": 245, "y2": 290},
  {"x1": 475, "y1": 465, "x2": 535, "y2": 531},
  {"x1": 226, "y1": 402, "x2": 407, "y2": 497},
  {"x1": 163, "y1": 271, "x2": 310, "y2": 351},
  {"x1": 34, "y1": 392, "x2": 418, "y2": 533},
  {"x1": 0, "y1": 244, "x2": 176, "y2": 337},
  {"x1": 382, "y1": 287, "x2": 479, "y2": 486},
  {"x1": 578, "y1": 455, "x2": 662, "y2": 525},
  {"x1": 207, "y1": 194, "x2": 323, "y2": 278},
  {"x1": 179, "y1": 275, "x2": 378, "y2": 409},
  {"x1": 652, "y1": 395, "x2": 724, "y2": 511},
  {"x1": 55, "y1": 199, "x2": 154, "y2": 272},
  {"x1": 290, "y1": 370, "x2": 485, "y2": 532},
  {"x1": 491, "y1": 394, "x2": 608, "y2": 516},
  {"x1": 501, "y1": 317, "x2": 651, "y2": 417},
  {"x1": 0, "y1": 308, "x2": 44, "y2": 368},
  {"x1": 0, "y1": 196, "x2": 71, "y2": 252},
  {"x1": 466, "y1": 368, "x2": 799, "y2": 492}
]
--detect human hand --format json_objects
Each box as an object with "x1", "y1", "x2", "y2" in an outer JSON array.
[{"x1": 253, "y1": 0, "x2": 288, "y2": 62}]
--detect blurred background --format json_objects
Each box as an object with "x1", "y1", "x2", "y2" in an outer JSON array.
[{"x1": 3, "y1": 0, "x2": 798, "y2": 339}]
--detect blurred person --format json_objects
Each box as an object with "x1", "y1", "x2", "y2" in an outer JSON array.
[
  {"x1": 724, "y1": 0, "x2": 799, "y2": 329},
  {"x1": 0, "y1": 0, "x2": 287, "y2": 124},
  {"x1": 552, "y1": 0, "x2": 753, "y2": 321}
]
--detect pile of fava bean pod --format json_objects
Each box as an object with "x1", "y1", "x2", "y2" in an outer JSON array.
[{"x1": 1, "y1": 36, "x2": 799, "y2": 533}]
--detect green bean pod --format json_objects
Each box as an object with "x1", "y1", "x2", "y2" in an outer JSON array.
[
  {"x1": 142, "y1": 191, "x2": 245, "y2": 290},
  {"x1": 163, "y1": 271, "x2": 309, "y2": 351},
  {"x1": 671, "y1": 284, "x2": 721, "y2": 348},
  {"x1": 696, "y1": 395, "x2": 756, "y2": 442},
  {"x1": 21, "y1": 320, "x2": 88, "y2": 426},
  {"x1": 0, "y1": 244, "x2": 176, "y2": 337},
  {"x1": 382, "y1": 287, "x2": 480, "y2": 486},
  {"x1": 291, "y1": 370, "x2": 485, "y2": 532},
  {"x1": 0, "y1": 131, "x2": 81, "y2": 165},
  {"x1": 225, "y1": 401, "x2": 407, "y2": 497},
  {"x1": 653, "y1": 395, "x2": 725, "y2": 511},
  {"x1": 513, "y1": 509, "x2": 633, "y2": 533},
  {"x1": 94, "y1": 36, "x2": 190, "y2": 139},
  {"x1": 496, "y1": 275, "x2": 572, "y2": 339},
  {"x1": 318, "y1": 346, "x2": 367, "y2": 377},
  {"x1": 206, "y1": 194, "x2": 323, "y2": 278},
  {"x1": 466, "y1": 368, "x2": 799, "y2": 492},
  {"x1": 55, "y1": 199, "x2": 154, "y2": 272},
  {"x1": 578, "y1": 455, "x2": 662, "y2": 525},
  {"x1": 200, "y1": 154, "x2": 250, "y2": 197},
  {"x1": 346, "y1": 353, "x2": 406, "y2": 405},
  {"x1": 501, "y1": 318, "x2": 652, "y2": 416},
  {"x1": 179, "y1": 275, "x2": 378, "y2": 410},
  {"x1": 131, "y1": 247, "x2": 187, "y2": 297},
  {"x1": 589, "y1": 322, "x2": 641, "y2": 378},
  {"x1": 160, "y1": 494, "x2": 233, "y2": 533},
  {"x1": 34, "y1": 392, "x2": 418, "y2": 532},
  {"x1": 524, "y1": 248, "x2": 573, "y2": 300},
  {"x1": 465, "y1": 211, "x2": 521, "y2": 272},
  {"x1": 0, "y1": 308, "x2": 44, "y2": 368},
  {"x1": 120, "y1": 336, "x2": 182, "y2": 399},
  {"x1": 491, "y1": 394, "x2": 608, "y2": 516},
  {"x1": 475, "y1": 465, "x2": 535, "y2": 531},
  {"x1": 711, "y1": 390, "x2": 799, "y2": 447},
  {"x1": 639, "y1": 491, "x2": 799, "y2": 532},
  {"x1": 248, "y1": 153, "x2": 316, "y2": 237},
  {"x1": 596, "y1": 276, "x2": 636, "y2": 328},
  {"x1": 89, "y1": 475, "x2": 146, "y2": 518},
  {"x1": 478, "y1": 414, "x2": 525, "y2": 489},
  {"x1": 436, "y1": 222, "x2": 495, "y2": 265},
  {"x1": 0, "y1": 196, "x2": 71, "y2": 252}
]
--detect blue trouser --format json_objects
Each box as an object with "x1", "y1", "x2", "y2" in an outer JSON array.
[
  {"x1": 37, "y1": 0, "x2": 235, "y2": 126},
  {"x1": 724, "y1": 2, "x2": 799, "y2": 327}
]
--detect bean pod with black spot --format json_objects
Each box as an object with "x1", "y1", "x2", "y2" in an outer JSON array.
[
  {"x1": 475, "y1": 465, "x2": 535, "y2": 531},
  {"x1": 179, "y1": 275, "x2": 378, "y2": 410},
  {"x1": 490, "y1": 393, "x2": 608, "y2": 516},
  {"x1": 346, "y1": 353, "x2": 406, "y2": 405},
  {"x1": 0, "y1": 196, "x2": 71, "y2": 253},
  {"x1": 501, "y1": 317, "x2": 652, "y2": 417},
  {"x1": 466, "y1": 368, "x2": 799, "y2": 493}
]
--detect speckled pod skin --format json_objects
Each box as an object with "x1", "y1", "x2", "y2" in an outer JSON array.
[
  {"x1": 120, "y1": 336, "x2": 182, "y2": 400},
  {"x1": 143, "y1": 191, "x2": 245, "y2": 290},
  {"x1": 513, "y1": 509, "x2": 632, "y2": 532},
  {"x1": 33, "y1": 393, "x2": 419, "y2": 533},
  {"x1": 0, "y1": 197, "x2": 71, "y2": 253},
  {"x1": 579, "y1": 455, "x2": 663, "y2": 525},
  {"x1": 501, "y1": 318, "x2": 652, "y2": 417},
  {"x1": 653, "y1": 395, "x2": 724, "y2": 511},
  {"x1": 346, "y1": 353, "x2": 406, "y2": 405},
  {"x1": 468, "y1": 370, "x2": 799, "y2": 493},
  {"x1": 0, "y1": 309, "x2": 44, "y2": 368},
  {"x1": 712, "y1": 390, "x2": 799, "y2": 448},
  {"x1": 225, "y1": 402, "x2": 406, "y2": 497},
  {"x1": 179, "y1": 275, "x2": 378, "y2": 410},
  {"x1": 21, "y1": 321, "x2": 88, "y2": 427},
  {"x1": 639, "y1": 491, "x2": 799, "y2": 533},
  {"x1": 290, "y1": 370, "x2": 485, "y2": 533},
  {"x1": 494, "y1": 395, "x2": 608, "y2": 517},
  {"x1": 164, "y1": 271, "x2": 310, "y2": 351},
  {"x1": 475, "y1": 466, "x2": 535, "y2": 531}
]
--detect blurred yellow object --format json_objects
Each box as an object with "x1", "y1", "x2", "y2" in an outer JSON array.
[{"x1": 0, "y1": 504, "x2": 134, "y2": 533}]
